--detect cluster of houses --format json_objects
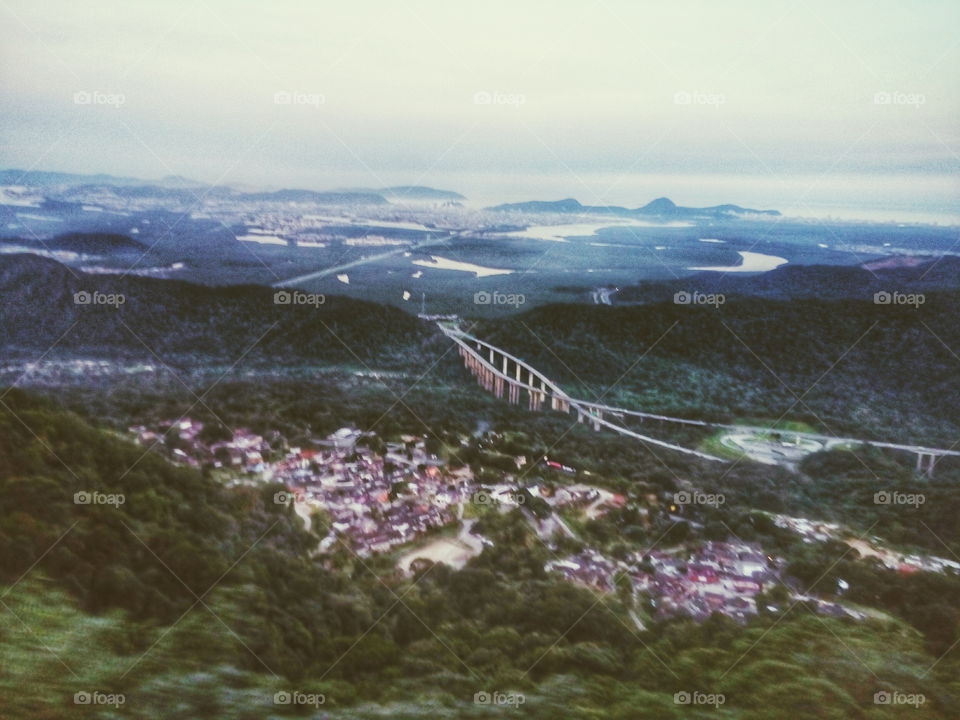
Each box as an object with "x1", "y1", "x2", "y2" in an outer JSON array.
[
  {"x1": 130, "y1": 418, "x2": 480, "y2": 557},
  {"x1": 633, "y1": 542, "x2": 777, "y2": 622},
  {"x1": 546, "y1": 483, "x2": 627, "y2": 518},
  {"x1": 546, "y1": 541, "x2": 783, "y2": 622},
  {"x1": 281, "y1": 435, "x2": 472, "y2": 556},
  {"x1": 771, "y1": 514, "x2": 842, "y2": 543},
  {"x1": 773, "y1": 513, "x2": 960, "y2": 576},
  {"x1": 631, "y1": 541, "x2": 866, "y2": 622},
  {"x1": 546, "y1": 550, "x2": 626, "y2": 592},
  {"x1": 129, "y1": 419, "x2": 271, "y2": 472},
  {"x1": 131, "y1": 420, "x2": 941, "y2": 625}
]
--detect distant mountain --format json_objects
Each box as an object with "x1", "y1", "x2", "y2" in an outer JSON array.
[
  {"x1": 0, "y1": 169, "x2": 145, "y2": 188},
  {"x1": 380, "y1": 186, "x2": 465, "y2": 201},
  {"x1": 488, "y1": 196, "x2": 780, "y2": 219},
  {"x1": 1, "y1": 170, "x2": 389, "y2": 206},
  {"x1": 639, "y1": 197, "x2": 679, "y2": 214},
  {"x1": 156, "y1": 174, "x2": 207, "y2": 188},
  {"x1": 49, "y1": 183, "x2": 387, "y2": 206},
  {"x1": 490, "y1": 198, "x2": 591, "y2": 214},
  {"x1": 0, "y1": 169, "x2": 206, "y2": 189}
]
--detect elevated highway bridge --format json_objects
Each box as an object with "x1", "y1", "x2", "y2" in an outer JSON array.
[{"x1": 441, "y1": 323, "x2": 960, "y2": 475}]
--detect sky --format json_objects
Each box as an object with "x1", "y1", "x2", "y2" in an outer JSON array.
[{"x1": 1, "y1": 0, "x2": 958, "y2": 216}]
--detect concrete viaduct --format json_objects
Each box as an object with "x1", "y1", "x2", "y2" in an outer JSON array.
[
  {"x1": 441, "y1": 323, "x2": 960, "y2": 475},
  {"x1": 442, "y1": 324, "x2": 732, "y2": 463}
]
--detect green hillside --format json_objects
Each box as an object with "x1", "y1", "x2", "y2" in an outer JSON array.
[{"x1": 1, "y1": 390, "x2": 958, "y2": 718}]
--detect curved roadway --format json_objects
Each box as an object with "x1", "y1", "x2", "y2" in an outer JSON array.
[{"x1": 442, "y1": 323, "x2": 960, "y2": 465}]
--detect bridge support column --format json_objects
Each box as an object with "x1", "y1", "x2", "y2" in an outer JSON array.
[
  {"x1": 915, "y1": 452, "x2": 938, "y2": 478},
  {"x1": 528, "y1": 371, "x2": 540, "y2": 411}
]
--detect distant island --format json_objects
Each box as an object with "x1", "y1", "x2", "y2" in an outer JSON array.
[{"x1": 487, "y1": 196, "x2": 781, "y2": 219}]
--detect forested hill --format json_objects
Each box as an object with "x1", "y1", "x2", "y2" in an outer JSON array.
[
  {"x1": 474, "y1": 294, "x2": 960, "y2": 444},
  {"x1": 0, "y1": 253, "x2": 437, "y2": 367},
  {"x1": 2, "y1": 389, "x2": 958, "y2": 718}
]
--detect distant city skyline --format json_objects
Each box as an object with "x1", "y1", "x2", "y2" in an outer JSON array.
[{"x1": 2, "y1": 0, "x2": 958, "y2": 220}]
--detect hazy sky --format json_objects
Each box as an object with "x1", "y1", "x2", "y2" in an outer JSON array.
[{"x1": 1, "y1": 0, "x2": 958, "y2": 210}]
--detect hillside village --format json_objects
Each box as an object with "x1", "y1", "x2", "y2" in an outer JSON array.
[{"x1": 129, "y1": 418, "x2": 956, "y2": 626}]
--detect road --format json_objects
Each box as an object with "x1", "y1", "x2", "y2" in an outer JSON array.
[
  {"x1": 272, "y1": 230, "x2": 466, "y2": 288},
  {"x1": 444, "y1": 323, "x2": 960, "y2": 465},
  {"x1": 591, "y1": 287, "x2": 617, "y2": 305},
  {"x1": 442, "y1": 324, "x2": 727, "y2": 462}
]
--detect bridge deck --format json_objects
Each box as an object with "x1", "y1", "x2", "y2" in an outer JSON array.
[{"x1": 442, "y1": 324, "x2": 960, "y2": 462}]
